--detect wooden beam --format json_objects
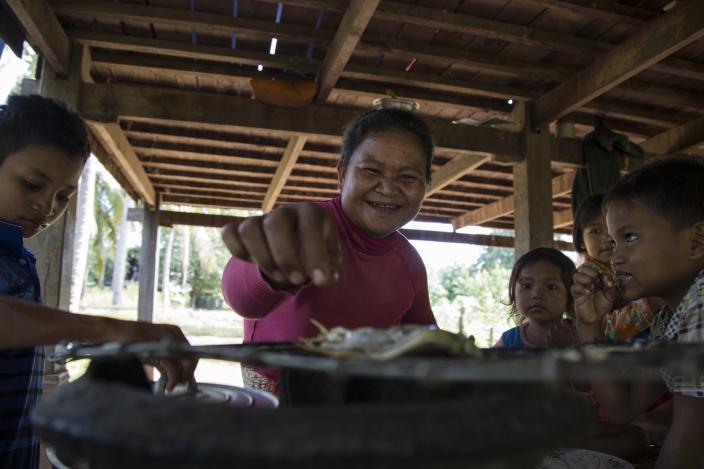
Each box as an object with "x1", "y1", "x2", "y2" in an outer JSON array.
[
  {"x1": 128, "y1": 208, "x2": 573, "y2": 250},
  {"x1": 79, "y1": 83, "x2": 524, "y2": 161},
  {"x1": 451, "y1": 172, "x2": 576, "y2": 229},
  {"x1": 553, "y1": 209, "x2": 574, "y2": 229},
  {"x1": 87, "y1": 121, "x2": 156, "y2": 206},
  {"x1": 429, "y1": 155, "x2": 491, "y2": 196},
  {"x1": 90, "y1": 50, "x2": 698, "y2": 130},
  {"x1": 4, "y1": 0, "x2": 70, "y2": 75},
  {"x1": 640, "y1": 115, "x2": 704, "y2": 154},
  {"x1": 342, "y1": 65, "x2": 535, "y2": 101},
  {"x1": 262, "y1": 136, "x2": 307, "y2": 212},
  {"x1": 532, "y1": 0, "x2": 704, "y2": 127},
  {"x1": 70, "y1": 31, "x2": 319, "y2": 73},
  {"x1": 315, "y1": 0, "x2": 380, "y2": 104}
]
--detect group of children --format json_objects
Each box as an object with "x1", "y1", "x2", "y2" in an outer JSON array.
[{"x1": 1, "y1": 92, "x2": 703, "y2": 468}]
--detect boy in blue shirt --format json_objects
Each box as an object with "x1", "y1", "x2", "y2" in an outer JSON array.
[
  {"x1": 0, "y1": 94, "x2": 194, "y2": 468},
  {"x1": 573, "y1": 156, "x2": 704, "y2": 468}
]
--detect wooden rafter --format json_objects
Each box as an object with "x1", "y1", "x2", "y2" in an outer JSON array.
[
  {"x1": 4, "y1": 0, "x2": 70, "y2": 74},
  {"x1": 262, "y1": 136, "x2": 308, "y2": 212},
  {"x1": 429, "y1": 155, "x2": 491, "y2": 196},
  {"x1": 640, "y1": 116, "x2": 704, "y2": 155},
  {"x1": 79, "y1": 83, "x2": 527, "y2": 161},
  {"x1": 451, "y1": 172, "x2": 576, "y2": 230},
  {"x1": 70, "y1": 31, "x2": 319, "y2": 73},
  {"x1": 87, "y1": 121, "x2": 156, "y2": 206},
  {"x1": 532, "y1": 0, "x2": 704, "y2": 128},
  {"x1": 315, "y1": 0, "x2": 380, "y2": 104},
  {"x1": 88, "y1": 48, "x2": 697, "y2": 132},
  {"x1": 553, "y1": 209, "x2": 574, "y2": 229}
]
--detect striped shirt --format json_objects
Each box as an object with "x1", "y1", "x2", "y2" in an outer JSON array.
[
  {"x1": 0, "y1": 220, "x2": 42, "y2": 469},
  {"x1": 652, "y1": 268, "x2": 704, "y2": 398}
]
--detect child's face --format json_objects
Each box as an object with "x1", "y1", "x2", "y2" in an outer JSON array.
[
  {"x1": 582, "y1": 213, "x2": 612, "y2": 264},
  {"x1": 515, "y1": 260, "x2": 568, "y2": 326},
  {"x1": 337, "y1": 130, "x2": 427, "y2": 238},
  {"x1": 606, "y1": 199, "x2": 702, "y2": 308},
  {"x1": 0, "y1": 145, "x2": 84, "y2": 238}
]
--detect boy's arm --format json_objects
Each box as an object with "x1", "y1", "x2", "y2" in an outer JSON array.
[
  {"x1": 656, "y1": 395, "x2": 704, "y2": 469},
  {"x1": 0, "y1": 294, "x2": 194, "y2": 389}
]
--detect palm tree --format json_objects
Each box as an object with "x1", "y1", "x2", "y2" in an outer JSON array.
[
  {"x1": 69, "y1": 155, "x2": 97, "y2": 311},
  {"x1": 112, "y1": 194, "x2": 133, "y2": 306},
  {"x1": 162, "y1": 227, "x2": 175, "y2": 307}
]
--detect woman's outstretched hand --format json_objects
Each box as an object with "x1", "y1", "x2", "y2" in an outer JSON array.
[{"x1": 222, "y1": 202, "x2": 342, "y2": 289}]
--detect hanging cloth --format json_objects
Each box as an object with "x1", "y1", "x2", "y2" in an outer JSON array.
[{"x1": 571, "y1": 117, "x2": 645, "y2": 214}]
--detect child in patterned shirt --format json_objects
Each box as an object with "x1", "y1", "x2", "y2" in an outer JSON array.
[
  {"x1": 573, "y1": 156, "x2": 704, "y2": 468},
  {"x1": 572, "y1": 194, "x2": 662, "y2": 340}
]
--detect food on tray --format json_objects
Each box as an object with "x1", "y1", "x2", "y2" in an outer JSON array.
[{"x1": 298, "y1": 321, "x2": 481, "y2": 360}]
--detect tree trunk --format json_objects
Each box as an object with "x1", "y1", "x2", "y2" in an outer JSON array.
[
  {"x1": 69, "y1": 155, "x2": 97, "y2": 312},
  {"x1": 112, "y1": 196, "x2": 132, "y2": 306},
  {"x1": 181, "y1": 225, "x2": 190, "y2": 289},
  {"x1": 162, "y1": 227, "x2": 175, "y2": 307}
]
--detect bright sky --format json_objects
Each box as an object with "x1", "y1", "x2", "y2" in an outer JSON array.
[{"x1": 0, "y1": 43, "x2": 493, "y2": 270}]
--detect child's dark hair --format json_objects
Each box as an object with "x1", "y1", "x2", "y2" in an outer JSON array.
[
  {"x1": 341, "y1": 108, "x2": 434, "y2": 183},
  {"x1": 0, "y1": 94, "x2": 90, "y2": 165},
  {"x1": 603, "y1": 155, "x2": 704, "y2": 230},
  {"x1": 572, "y1": 194, "x2": 604, "y2": 253},
  {"x1": 508, "y1": 247, "x2": 576, "y2": 320}
]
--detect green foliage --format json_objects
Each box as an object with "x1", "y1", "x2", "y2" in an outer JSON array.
[
  {"x1": 88, "y1": 174, "x2": 124, "y2": 286},
  {"x1": 431, "y1": 247, "x2": 514, "y2": 345}
]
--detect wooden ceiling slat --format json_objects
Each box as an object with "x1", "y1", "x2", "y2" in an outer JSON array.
[
  {"x1": 315, "y1": 0, "x2": 380, "y2": 104},
  {"x1": 640, "y1": 115, "x2": 704, "y2": 154},
  {"x1": 532, "y1": 1, "x2": 704, "y2": 127}
]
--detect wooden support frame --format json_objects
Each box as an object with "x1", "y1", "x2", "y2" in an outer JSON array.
[
  {"x1": 79, "y1": 83, "x2": 524, "y2": 161},
  {"x1": 4, "y1": 0, "x2": 70, "y2": 75},
  {"x1": 127, "y1": 208, "x2": 574, "y2": 250},
  {"x1": 429, "y1": 155, "x2": 492, "y2": 196},
  {"x1": 532, "y1": 0, "x2": 704, "y2": 128},
  {"x1": 87, "y1": 121, "x2": 156, "y2": 206},
  {"x1": 451, "y1": 172, "x2": 575, "y2": 229},
  {"x1": 640, "y1": 115, "x2": 704, "y2": 155},
  {"x1": 262, "y1": 136, "x2": 308, "y2": 212},
  {"x1": 137, "y1": 208, "x2": 160, "y2": 323},
  {"x1": 315, "y1": 0, "x2": 380, "y2": 104}
]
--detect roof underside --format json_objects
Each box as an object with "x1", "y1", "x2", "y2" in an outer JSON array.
[{"x1": 34, "y1": 0, "x2": 704, "y2": 232}]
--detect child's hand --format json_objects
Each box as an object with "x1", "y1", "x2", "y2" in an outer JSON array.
[
  {"x1": 221, "y1": 202, "x2": 342, "y2": 289},
  {"x1": 571, "y1": 264, "x2": 618, "y2": 325},
  {"x1": 118, "y1": 322, "x2": 197, "y2": 391}
]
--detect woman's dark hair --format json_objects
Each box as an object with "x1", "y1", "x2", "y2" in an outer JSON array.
[
  {"x1": 603, "y1": 155, "x2": 704, "y2": 231},
  {"x1": 0, "y1": 94, "x2": 90, "y2": 165},
  {"x1": 572, "y1": 194, "x2": 604, "y2": 253},
  {"x1": 508, "y1": 247, "x2": 576, "y2": 320},
  {"x1": 340, "y1": 108, "x2": 434, "y2": 183}
]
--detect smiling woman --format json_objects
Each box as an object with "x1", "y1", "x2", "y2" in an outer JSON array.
[{"x1": 220, "y1": 108, "x2": 438, "y2": 393}]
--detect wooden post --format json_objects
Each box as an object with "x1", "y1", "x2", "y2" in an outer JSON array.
[
  {"x1": 26, "y1": 44, "x2": 86, "y2": 469},
  {"x1": 512, "y1": 103, "x2": 555, "y2": 259},
  {"x1": 138, "y1": 207, "x2": 161, "y2": 323}
]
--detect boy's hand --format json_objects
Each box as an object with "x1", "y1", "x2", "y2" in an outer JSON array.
[
  {"x1": 222, "y1": 202, "x2": 342, "y2": 289},
  {"x1": 118, "y1": 322, "x2": 196, "y2": 391},
  {"x1": 571, "y1": 265, "x2": 618, "y2": 325}
]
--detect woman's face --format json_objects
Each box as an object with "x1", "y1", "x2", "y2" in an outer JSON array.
[
  {"x1": 582, "y1": 213, "x2": 613, "y2": 264},
  {"x1": 337, "y1": 130, "x2": 428, "y2": 238}
]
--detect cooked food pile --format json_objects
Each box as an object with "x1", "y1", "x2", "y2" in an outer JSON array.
[{"x1": 298, "y1": 322, "x2": 481, "y2": 360}]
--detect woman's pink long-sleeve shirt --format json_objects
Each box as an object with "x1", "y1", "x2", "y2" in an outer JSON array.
[{"x1": 221, "y1": 197, "x2": 436, "y2": 345}]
